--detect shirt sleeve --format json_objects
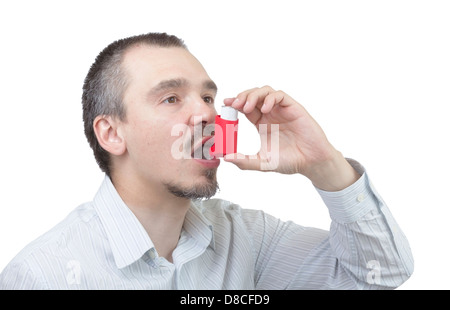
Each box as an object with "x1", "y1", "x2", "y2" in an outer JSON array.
[
  {"x1": 0, "y1": 259, "x2": 48, "y2": 290},
  {"x1": 250, "y1": 159, "x2": 414, "y2": 289}
]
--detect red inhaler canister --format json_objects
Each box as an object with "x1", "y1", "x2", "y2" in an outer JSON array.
[{"x1": 210, "y1": 106, "x2": 239, "y2": 158}]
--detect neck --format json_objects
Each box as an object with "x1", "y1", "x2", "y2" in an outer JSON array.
[{"x1": 110, "y1": 170, "x2": 191, "y2": 263}]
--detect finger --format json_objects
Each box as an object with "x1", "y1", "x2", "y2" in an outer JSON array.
[
  {"x1": 224, "y1": 97, "x2": 247, "y2": 115},
  {"x1": 242, "y1": 86, "x2": 275, "y2": 114},
  {"x1": 223, "y1": 98, "x2": 235, "y2": 106},
  {"x1": 224, "y1": 96, "x2": 262, "y2": 125},
  {"x1": 231, "y1": 97, "x2": 247, "y2": 111},
  {"x1": 230, "y1": 87, "x2": 261, "y2": 112},
  {"x1": 243, "y1": 108, "x2": 262, "y2": 125},
  {"x1": 223, "y1": 153, "x2": 261, "y2": 171},
  {"x1": 261, "y1": 90, "x2": 285, "y2": 114}
]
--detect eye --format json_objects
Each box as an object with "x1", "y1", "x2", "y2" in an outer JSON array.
[
  {"x1": 203, "y1": 96, "x2": 214, "y2": 104},
  {"x1": 163, "y1": 96, "x2": 178, "y2": 104}
]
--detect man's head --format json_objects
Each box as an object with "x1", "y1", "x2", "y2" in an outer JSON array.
[{"x1": 82, "y1": 32, "x2": 220, "y2": 199}]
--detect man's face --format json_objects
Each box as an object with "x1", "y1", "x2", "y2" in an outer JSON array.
[{"x1": 118, "y1": 45, "x2": 220, "y2": 199}]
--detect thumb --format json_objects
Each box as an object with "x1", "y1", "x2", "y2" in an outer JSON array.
[{"x1": 223, "y1": 153, "x2": 261, "y2": 171}]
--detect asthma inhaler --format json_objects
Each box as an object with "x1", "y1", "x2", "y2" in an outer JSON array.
[{"x1": 210, "y1": 106, "x2": 239, "y2": 158}]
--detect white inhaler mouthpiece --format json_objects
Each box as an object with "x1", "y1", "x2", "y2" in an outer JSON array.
[{"x1": 220, "y1": 106, "x2": 238, "y2": 121}]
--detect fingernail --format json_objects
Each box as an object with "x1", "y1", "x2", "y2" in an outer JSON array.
[{"x1": 243, "y1": 101, "x2": 250, "y2": 113}]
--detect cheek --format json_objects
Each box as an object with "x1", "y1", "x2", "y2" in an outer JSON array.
[
  {"x1": 122, "y1": 105, "x2": 193, "y2": 168},
  {"x1": 140, "y1": 126, "x2": 167, "y2": 156},
  {"x1": 145, "y1": 135, "x2": 180, "y2": 166},
  {"x1": 127, "y1": 120, "x2": 183, "y2": 165}
]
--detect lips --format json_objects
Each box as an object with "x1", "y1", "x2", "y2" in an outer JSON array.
[{"x1": 191, "y1": 136, "x2": 215, "y2": 160}]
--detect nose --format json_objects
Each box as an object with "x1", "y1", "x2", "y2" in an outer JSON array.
[{"x1": 188, "y1": 97, "x2": 217, "y2": 128}]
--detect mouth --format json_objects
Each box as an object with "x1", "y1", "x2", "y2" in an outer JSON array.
[{"x1": 191, "y1": 136, "x2": 215, "y2": 160}]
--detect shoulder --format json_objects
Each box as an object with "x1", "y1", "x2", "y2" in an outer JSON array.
[
  {"x1": 0, "y1": 202, "x2": 99, "y2": 288},
  {"x1": 14, "y1": 202, "x2": 98, "y2": 259}
]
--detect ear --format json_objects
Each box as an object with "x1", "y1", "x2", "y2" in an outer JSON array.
[{"x1": 93, "y1": 115, "x2": 126, "y2": 156}]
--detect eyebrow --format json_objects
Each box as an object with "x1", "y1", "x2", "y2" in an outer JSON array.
[
  {"x1": 148, "y1": 78, "x2": 218, "y2": 97},
  {"x1": 203, "y1": 80, "x2": 218, "y2": 93}
]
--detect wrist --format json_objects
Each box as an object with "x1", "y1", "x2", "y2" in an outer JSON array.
[{"x1": 306, "y1": 150, "x2": 361, "y2": 192}]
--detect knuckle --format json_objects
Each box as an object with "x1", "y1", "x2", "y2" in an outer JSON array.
[
  {"x1": 261, "y1": 85, "x2": 274, "y2": 92},
  {"x1": 237, "y1": 88, "x2": 256, "y2": 100},
  {"x1": 247, "y1": 92, "x2": 257, "y2": 102}
]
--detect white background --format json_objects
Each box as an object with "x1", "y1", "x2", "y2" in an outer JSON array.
[{"x1": 0, "y1": 0, "x2": 449, "y2": 290}]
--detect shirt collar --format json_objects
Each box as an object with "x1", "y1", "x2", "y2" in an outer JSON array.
[
  {"x1": 93, "y1": 176, "x2": 154, "y2": 269},
  {"x1": 93, "y1": 175, "x2": 215, "y2": 269},
  {"x1": 185, "y1": 200, "x2": 215, "y2": 251}
]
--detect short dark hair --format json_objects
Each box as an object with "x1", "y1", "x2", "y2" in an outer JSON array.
[{"x1": 82, "y1": 32, "x2": 187, "y2": 176}]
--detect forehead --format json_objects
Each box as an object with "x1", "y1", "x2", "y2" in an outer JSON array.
[{"x1": 122, "y1": 45, "x2": 208, "y2": 84}]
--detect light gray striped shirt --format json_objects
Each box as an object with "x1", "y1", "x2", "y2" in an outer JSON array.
[{"x1": 0, "y1": 160, "x2": 413, "y2": 289}]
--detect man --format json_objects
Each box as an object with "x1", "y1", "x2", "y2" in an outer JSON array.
[{"x1": 0, "y1": 32, "x2": 413, "y2": 289}]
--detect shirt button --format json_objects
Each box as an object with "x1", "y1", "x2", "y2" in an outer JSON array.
[
  {"x1": 149, "y1": 249, "x2": 157, "y2": 259},
  {"x1": 357, "y1": 193, "x2": 365, "y2": 202}
]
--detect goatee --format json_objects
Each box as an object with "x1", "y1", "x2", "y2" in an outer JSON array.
[{"x1": 165, "y1": 168, "x2": 219, "y2": 200}]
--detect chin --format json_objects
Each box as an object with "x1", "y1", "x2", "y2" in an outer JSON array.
[{"x1": 165, "y1": 168, "x2": 219, "y2": 200}]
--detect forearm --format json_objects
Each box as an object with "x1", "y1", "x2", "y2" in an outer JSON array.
[
  {"x1": 315, "y1": 159, "x2": 414, "y2": 288},
  {"x1": 250, "y1": 159, "x2": 413, "y2": 289}
]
